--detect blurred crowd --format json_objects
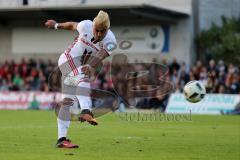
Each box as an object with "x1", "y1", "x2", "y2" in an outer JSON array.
[
  {"x1": 93, "y1": 58, "x2": 240, "y2": 94},
  {"x1": 169, "y1": 58, "x2": 240, "y2": 94},
  {"x1": 0, "y1": 58, "x2": 239, "y2": 96},
  {"x1": 92, "y1": 58, "x2": 240, "y2": 110},
  {"x1": 0, "y1": 58, "x2": 56, "y2": 91}
]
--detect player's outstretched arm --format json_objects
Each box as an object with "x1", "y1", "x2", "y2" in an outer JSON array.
[{"x1": 45, "y1": 20, "x2": 78, "y2": 30}]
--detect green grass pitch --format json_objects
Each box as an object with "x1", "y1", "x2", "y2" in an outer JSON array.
[{"x1": 0, "y1": 110, "x2": 239, "y2": 160}]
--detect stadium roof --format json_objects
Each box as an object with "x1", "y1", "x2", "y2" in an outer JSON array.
[{"x1": 0, "y1": 0, "x2": 191, "y2": 25}]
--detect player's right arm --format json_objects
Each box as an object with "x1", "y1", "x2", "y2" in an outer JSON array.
[{"x1": 45, "y1": 20, "x2": 78, "y2": 31}]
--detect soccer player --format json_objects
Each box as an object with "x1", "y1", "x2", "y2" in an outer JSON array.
[{"x1": 45, "y1": 10, "x2": 117, "y2": 148}]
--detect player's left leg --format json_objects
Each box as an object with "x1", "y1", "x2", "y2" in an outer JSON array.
[{"x1": 76, "y1": 81, "x2": 98, "y2": 125}]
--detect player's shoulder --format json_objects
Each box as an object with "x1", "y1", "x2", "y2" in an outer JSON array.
[
  {"x1": 78, "y1": 20, "x2": 93, "y2": 27},
  {"x1": 105, "y1": 29, "x2": 116, "y2": 43},
  {"x1": 77, "y1": 20, "x2": 93, "y2": 33}
]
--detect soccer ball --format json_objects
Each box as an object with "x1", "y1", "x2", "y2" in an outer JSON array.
[{"x1": 183, "y1": 80, "x2": 206, "y2": 103}]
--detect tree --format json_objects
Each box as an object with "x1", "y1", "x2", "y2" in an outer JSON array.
[{"x1": 197, "y1": 16, "x2": 240, "y2": 66}]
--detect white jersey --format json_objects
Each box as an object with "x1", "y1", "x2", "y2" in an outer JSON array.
[
  {"x1": 66, "y1": 20, "x2": 116, "y2": 60},
  {"x1": 59, "y1": 20, "x2": 116, "y2": 76}
]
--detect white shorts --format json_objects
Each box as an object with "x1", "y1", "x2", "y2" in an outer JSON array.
[{"x1": 58, "y1": 53, "x2": 92, "y2": 110}]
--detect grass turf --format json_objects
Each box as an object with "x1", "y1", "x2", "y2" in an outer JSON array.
[{"x1": 0, "y1": 110, "x2": 239, "y2": 160}]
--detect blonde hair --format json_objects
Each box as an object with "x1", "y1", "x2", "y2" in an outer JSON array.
[{"x1": 93, "y1": 10, "x2": 110, "y2": 28}]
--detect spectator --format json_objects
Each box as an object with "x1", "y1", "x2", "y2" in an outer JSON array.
[
  {"x1": 178, "y1": 69, "x2": 190, "y2": 89},
  {"x1": 169, "y1": 58, "x2": 180, "y2": 75},
  {"x1": 199, "y1": 67, "x2": 208, "y2": 86},
  {"x1": 229, "y1": 73, "x2": 240, "y2": 94},
  {"x1": 216, "y1": 60, "x2": 226, "y2": 73},
  {"x1": 148, "y1": 89, "x2": 168, "y2": 112},
  {"x1": 12, "y1": 73, "x2": 24, "y2": 91},
  {"x1": 207, "y1": 59, "x2": 216, "y2": 73},
  {"x1": 196, "y1": 60, "x2": 203, "y2": 77},
  {"x1": 217, "y1": 84, "x2": 226, "y2": 94},
  {"x1": 28, "y1": 94, "x2": 40, "y2": 110}
]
